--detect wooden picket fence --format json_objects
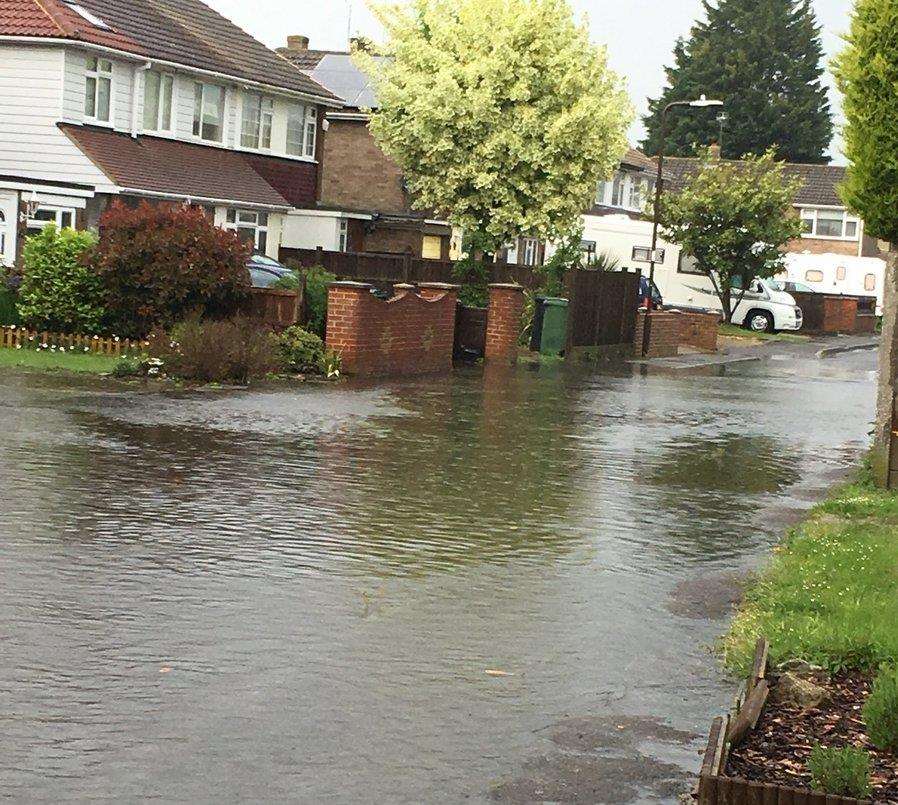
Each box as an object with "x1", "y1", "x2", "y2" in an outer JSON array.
[{"x1": 1, "y1": 326, "x2": 148, "y2": 356}]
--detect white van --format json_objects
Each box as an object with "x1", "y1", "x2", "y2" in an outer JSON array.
[{"x1": 728, "y1": 276, "x2": 803, "y2": 333}]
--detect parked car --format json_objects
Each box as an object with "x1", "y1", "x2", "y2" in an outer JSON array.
[
  {"x1": 729, "y1": 276, "x2": 803, "y2": 333},
  {"x1": 768, "y1": 279, "x2": 817, "y2": 295},
  {"x1": 247, "y1": 254, "x2": 294, "y2": 288}
]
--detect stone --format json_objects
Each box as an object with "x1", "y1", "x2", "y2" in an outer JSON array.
[
  {"x1": 776, "y1": 659, "x2": 831, "y2": 686},
  {"x1": 770, "y1": 671, "x2": 829, "y2": 710}
]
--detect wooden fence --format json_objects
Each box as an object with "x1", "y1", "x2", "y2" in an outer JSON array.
[
  {"x1": 697, "y1": 638, "x2": 872, "y2": 805},
  {"x1": 241, "y1": 287, "x2": 300, "y2": 330},
  {"x1": 454, "y1": 304, "x2": 488, "y2": 358},
  {"x1": 279, "y1": 246, "x2": 543, "y2": 289},
  {"x1": 564, "y1": 269, "x2": 640, "y2": 351},
  {"x1": 1, "y1": 326, "x2": 147, "y2": 355}
]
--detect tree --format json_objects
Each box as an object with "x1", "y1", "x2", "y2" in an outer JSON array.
[
  {"x1": 642, "y1": 0, "x2": 832, "y2": 163},
  {"x1": 658, "y1": 149, "x2": 803, "y2": 322},
  {"x1": 833, "y1": 0, "x2": 898, "y2": 487},
  {"x1": 362, "y1": 0, "x2": 632, "y2": 255}
]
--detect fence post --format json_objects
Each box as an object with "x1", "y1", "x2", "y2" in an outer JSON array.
[{"x1": 403, "y1": 247, "x2": 412, "y2": 283}]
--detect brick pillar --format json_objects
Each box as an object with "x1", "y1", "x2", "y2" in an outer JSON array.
[
  {"x1": 325, "y1": 281, "x2": 373, "y2": 375},
  {"x1": 485, "y1": 283, "x2": 525, "y2": 364}
]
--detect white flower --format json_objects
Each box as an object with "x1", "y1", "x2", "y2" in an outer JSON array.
[{"x1": 15, "y1": 344, "x2": 22, "y2": 350}]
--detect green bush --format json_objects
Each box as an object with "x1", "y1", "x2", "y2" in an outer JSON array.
[
  {"x1": 277, "y1": 325, "x2": 341, "y2": 377},
  {"x1": 864, "y1": 666, "x2": 898, "y2": 752},
  {"x1": 148, "y1": 316, "x2": 283, "y2": 384},
  {"x1": 0, "y1": 282, "x2": 19, "y2": 325},
  {"x1": 111, "y1": 353, "x2": 141, "y2": 378},
  {"x1": 274, "y1": 264, "x2": 335, "y2": 337},
  {"x1": 18, "y1": 226, "x2": 105, "y2": 333},
  {"x1": 807, "y1": 745, "x2": 871, "y2": 798}
]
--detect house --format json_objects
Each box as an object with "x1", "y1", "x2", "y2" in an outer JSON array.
[
  {"x1": 0, "y1": 0, "x2": 342, "y2": 269},
  {"x1": 276, "y1": 35, "x2": 457, "y2": 260}
]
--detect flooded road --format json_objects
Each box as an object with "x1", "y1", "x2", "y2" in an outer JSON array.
[{"x1": 0, "y1": 349, "x2": 876, "y2": 802}]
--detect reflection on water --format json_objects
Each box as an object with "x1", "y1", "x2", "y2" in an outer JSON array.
[{"x1": 0, "y1": 353, "x2": 876, "y2": 802}]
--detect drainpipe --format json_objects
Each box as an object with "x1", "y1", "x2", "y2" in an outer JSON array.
[{"x1": 131, "y1": 61, "x2": 152, "y2": 138}]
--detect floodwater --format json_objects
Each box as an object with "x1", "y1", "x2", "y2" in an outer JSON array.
[{"x1": 0, "y1": 348, "x2": 877, "y2": 803}]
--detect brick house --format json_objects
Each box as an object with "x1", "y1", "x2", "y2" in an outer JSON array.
[
  {"x1": 0, "y1": 0, "x2": 342, "y2": 269},
  {"x1": 276, "y1": 35, "x2": 456, "y2": 261}
]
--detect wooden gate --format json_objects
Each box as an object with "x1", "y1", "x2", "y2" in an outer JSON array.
[{"x1": 565, "y1": 270, "x2": 639, "y2": 351}]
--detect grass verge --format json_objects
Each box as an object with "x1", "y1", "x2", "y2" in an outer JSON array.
[
  {"x1": 722, "y1": 467, "x2": 898, "y2": 675},
  {"x1": 0, "y1": 346, "x2": 118, "y2": 374},
  {"x1": 718, "y1": 323, "x2": 810, "y2": 343}
]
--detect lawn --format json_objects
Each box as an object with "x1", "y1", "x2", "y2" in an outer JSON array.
[
  {"x1": 0, "y1": 347, "x2": 118, "y2": 374},
  {"x1": 718, "y1": 322, "x2": 810, "y2": 343},
  {"x1": 722, "y1": 468, "x2": 898, "y2": 675}
]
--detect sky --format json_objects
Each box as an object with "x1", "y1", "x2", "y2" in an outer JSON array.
[{"x1": 206, "y1": 0, "x2": 853, "y2": 162}]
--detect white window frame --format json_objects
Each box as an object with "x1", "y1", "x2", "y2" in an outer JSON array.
[
  {"x1": 192, "y1": 82, "x2": 225, "y2": 143},
  {"x1": 26, "y1": 205, "x2": 77, "y2": 234},
  {"x1": 84, "y1": 56, "x2": 113, "y2": 124},
  {"x1": 240, "y1": 92, "x2": 274, "y2": 151},
  {"x1": 0, "y1": 208, "x2": 7, "y2": 260},
  {"x1": 338, "y1": 218, "x2": 349, "y2": 252},
  {"x1": 143, "y1": 70, "x2": 174, "y2": 133},
  {"x1": 521, "y1": 237, "x2": 539, "y2": 267},
  {"x1": 798, "y1": 207, "x2": 861, "y2": 241},
  {"x1": 224, "y1": 209, "x2": 269, "y2": 253}
]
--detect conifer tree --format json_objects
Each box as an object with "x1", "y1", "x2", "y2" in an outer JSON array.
[{"x1": 642, "y1": 0, "x2": 832, "y2": 163}]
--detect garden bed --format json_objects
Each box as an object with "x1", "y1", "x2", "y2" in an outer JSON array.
[{"x1": 726, "y1": 669, "x2": 898, "y2": 799}]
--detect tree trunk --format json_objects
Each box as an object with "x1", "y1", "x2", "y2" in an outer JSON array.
[{"x1": 871, "y1": 249, "x2": 898, "y2": 488}]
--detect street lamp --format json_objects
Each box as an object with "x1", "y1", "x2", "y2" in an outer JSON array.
[{"x1": 642, "y1": 94, "x2": 724, "y2": 357}]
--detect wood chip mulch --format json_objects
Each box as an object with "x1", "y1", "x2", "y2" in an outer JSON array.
[{"x1": 726, "y1": 671, "x2": 898, "y2": 802}]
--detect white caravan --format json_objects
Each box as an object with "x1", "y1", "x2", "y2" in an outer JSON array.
[
  {"x1": 778, "y1": 252, "x2": 886, "y2": 315},
  {"x1": 566, "y1": 213, "x2": 803, "y2": 332}
]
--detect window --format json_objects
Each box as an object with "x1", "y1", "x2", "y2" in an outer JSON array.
[
  {"x1": 338, "y1": 219, "x2": 348, "y2": 252},
  {"x1": 632, "y1": 246, "x2": 664, "y2": 263},
  {"x1": 580, "y1": 240, "x2": 597, "y2": 264},
  {"x1": 0, "y1": 210, "x2": 5, "y2": 258},
  {"x1": 225, "y1": 209, "x2": 268, "y2": 253},
  {"x1": 286, "y1": 103, "x2": 318, "y2": 157},
  {"x1": 521, "y1": 238, "x2": 540, "y2": 266},
  {"x1": 241, "y1": 93, "x2": 273, "y2": 150},
  {"x1": 596, "y1": 180, "x2": 610, "y2": 205},
  {"x1": 610, "y1": 173, "x2": 625, "y2": 207},
  {"x1": 678, "y1": 253, "x2": 703, "y2": 275},
  {"x1": 193, "y1": 82, "x2": 224, "y2": 142},
  {"x1": 805, "y1": 269, "x2": 824, "y2": 283},
  {"x1": 798, "y1": 207, "x2": 861, "y2": 240},
  {"x1": 865, "y1": 273, "x2": 876, "y2": 291},
  {"x1": 143, "y1": 70, "x2": 173, "y2": 132},
  {"x1": 422, "y1": 235, "x2": 442, "y2": 260},
  {"x1": 26, "y1": 206, "x2": 75, "y2": 236},
  {"x1": 836, "y1": 265, "x2": 847, "y2": 281},
  {"x1": 84, "y1": 56, "x2": 112, "y2": 122}
]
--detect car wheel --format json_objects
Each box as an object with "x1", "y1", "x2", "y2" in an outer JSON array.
[{"x1": 746, "y1": 310, "x2": 774, "y2": 333}]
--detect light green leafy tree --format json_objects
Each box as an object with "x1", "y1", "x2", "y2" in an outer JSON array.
[
  {"x1": 361, "y1": 0, "x2": 633, "y2": 255},
  {"x1": 833, "y1": 0, "x2": 898, "y2": 486},
  {"x1": 658, "y1": 148, "x2": 803, "y2": 322}
]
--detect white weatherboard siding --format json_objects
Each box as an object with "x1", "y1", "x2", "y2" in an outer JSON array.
[{"x1": 0, "y1": 45, "x2": 113, "y2": 189}]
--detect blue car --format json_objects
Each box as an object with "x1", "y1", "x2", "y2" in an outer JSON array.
[{"x1": 638, "y1": 275, "x2": 663, "y2": 309}]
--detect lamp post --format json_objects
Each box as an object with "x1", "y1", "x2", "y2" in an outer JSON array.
[{"x1": 642, "y1": 94, "x2": 724, "y2": 357}]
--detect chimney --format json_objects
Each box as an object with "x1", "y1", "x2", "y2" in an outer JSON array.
[
  {"x1": 284, "y1": 35, "x2": 309, "y2": 52},
  {"x1": 709, "y1": 141, "x2": 721, "y2": 160}
]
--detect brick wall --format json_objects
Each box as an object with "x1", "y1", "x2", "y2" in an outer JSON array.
[
  {"x1": 484, "y1": 284, "x2": 525, "y2": 363},
  {"x1": 792, "y1": 292, "x2": 858, "y2": 334},
  {"x1": 785, "y1": 237, "x2": 859, "y2": 257},
  {"x1": 673, "y1": 310, "x2": 719, "y2": 352},
  {"x1": 320, "y1": 119, "x2": 408, "y2": 213},
  {"x1": 325, "y1": 281, "x2": 459, "y2": 377},
  {"x1": 634, "y1": 310, "x2": 681, "y2": 358}
]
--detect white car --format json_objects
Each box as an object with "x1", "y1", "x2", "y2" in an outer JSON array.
[{"x1": 730, "y1": 277, "x2": 803, "y2": 333}]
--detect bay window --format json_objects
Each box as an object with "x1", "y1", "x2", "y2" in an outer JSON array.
[
  {"x1": 143, "y1": 70, "x2": 173, "y2": 132},
  {"x1": 241, "y1": 93, "x2": 273, "y2": 150},
  {"x1": 287, "y1": 103, "x2": 318, "y2": 157},
  {"x1": 798, "y1": 207, "x2": 860, "y2": 240},
  {"x1": 192, "y1": 82, "x2": 224, "y2": 142},
  {"x1": 225, "y1": 209, "x2": 268, "y2": 253},
  {"x1": 84, "y1": 56, "x2": 112, "y2": 122}
]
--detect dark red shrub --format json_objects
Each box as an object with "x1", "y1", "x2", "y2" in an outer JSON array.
[{"x1": 93, "y1": 201, "x2": 252, "y2": 338}]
